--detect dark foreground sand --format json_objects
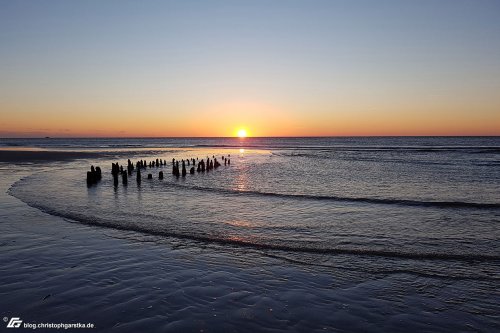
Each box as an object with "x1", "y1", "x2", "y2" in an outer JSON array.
[{"x1": 0, "y1": 163, "x2": 498, "y2": 332}]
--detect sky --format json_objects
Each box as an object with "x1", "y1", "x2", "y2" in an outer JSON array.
[{"x1": 1, "y1": 0, "x2": 499, "y2": 137}]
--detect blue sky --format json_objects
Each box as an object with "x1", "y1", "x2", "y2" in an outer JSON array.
[{"x1": 1, "y1": 0, "x2": 499, "y2": 136}]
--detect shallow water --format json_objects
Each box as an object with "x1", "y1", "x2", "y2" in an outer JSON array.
[
  {"x1": 1, "y1": 137, "x2": 500, "y2": 331},
  {"x1": 8, "y1": 138, "x2": 500, "y2": 279}
]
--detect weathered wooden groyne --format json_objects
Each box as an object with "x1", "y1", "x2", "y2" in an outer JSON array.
[
  {"x1": 86, "y1": 165, "x2": 102, "y2": 185},
  {"x1": 86, "y1": 154, "x2": 231, "y2": 185}
]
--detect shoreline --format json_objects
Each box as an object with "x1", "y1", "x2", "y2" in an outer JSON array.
[
  {"x1": 0, "y1": 150, "x2": 103, "y2": 162},
  {"x1": 0, "y1": 149, "x2": 186, "y2": 163}
]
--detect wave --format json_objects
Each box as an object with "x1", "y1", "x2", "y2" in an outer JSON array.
[
  {"x1": 263, "y1": 253, "x2": 500, "y2": 281},
  {"x1": 165, "y1": 183, "x2": 500, "y2": 210},
  {"x1": 7, "y1": 188, "x2": 499, "y2": 264},
  {"x1": 196, "y1": 143, "x2": 500, "y2": 152},
  {"x1": 272, "y1": 152, "x2": 461, "y2": 166}
]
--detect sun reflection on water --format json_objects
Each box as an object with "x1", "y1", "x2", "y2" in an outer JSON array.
[
  {"x1": 236, "y1": 167, "x2": 248, "y2": 191},
  {"x1": 224, "y1": 220, "x2": 254, "y2": 228}
]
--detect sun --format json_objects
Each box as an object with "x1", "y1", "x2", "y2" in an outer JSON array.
[{"x1": 237, "y1": 129, "x2": 247, "y2": 138}]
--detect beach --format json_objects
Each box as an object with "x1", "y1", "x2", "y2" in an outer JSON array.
[{"x1": 0, "y1": 138, "x2": 499, "y2": 332}]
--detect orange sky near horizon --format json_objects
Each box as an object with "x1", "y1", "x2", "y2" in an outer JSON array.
[
  {"x1": 1, "y1": 1, "x2": 500, "y2": 138},
  {"x1": 1, "y1": 97, "x2": 499, "y2": 137}
]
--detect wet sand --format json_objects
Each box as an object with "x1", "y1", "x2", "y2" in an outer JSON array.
[
  {"x1": 0, "y1": 162, "x2": 498, "y2": 332},
  {"x1": 0, "y1": 150, "x2": 101, "y2": 162}
]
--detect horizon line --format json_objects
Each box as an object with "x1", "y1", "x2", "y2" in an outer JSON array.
[{"x1": 1, "y1": 135, "x2": 499, "y2": 140}]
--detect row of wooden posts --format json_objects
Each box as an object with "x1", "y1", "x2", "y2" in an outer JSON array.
[{"x1": 87, "y1": 155, "x2": 230, "y2": 186}]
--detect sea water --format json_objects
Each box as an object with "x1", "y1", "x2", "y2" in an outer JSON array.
[
  {"x1": 2, "y1": 137, "x2": 499, "y2": 331},
  {"x1": 6, "y1": 137, "x2": 499, "y2": 278}
]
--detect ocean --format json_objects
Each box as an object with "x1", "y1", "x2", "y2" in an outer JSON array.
[{"x1": 1, "y1": 136, "x2": 499, "y2": 332}]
